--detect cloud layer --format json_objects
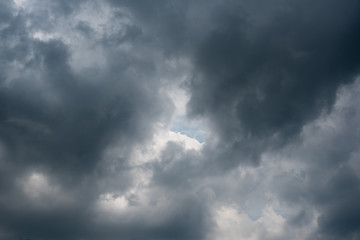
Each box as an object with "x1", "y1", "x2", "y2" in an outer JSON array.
[{"x1": 1, "y1": 0, "x2": 360, "y2": 239}]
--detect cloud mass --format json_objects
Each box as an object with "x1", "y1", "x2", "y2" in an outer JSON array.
[{"x1": 1, "y1": 0, "x2": 360, "y2": 239}]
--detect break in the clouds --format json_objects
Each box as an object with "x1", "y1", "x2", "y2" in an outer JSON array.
[{"x1": 1, "y1": 0, "x2": 360, "y2": 239}]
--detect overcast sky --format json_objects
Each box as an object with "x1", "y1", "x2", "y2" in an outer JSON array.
[{"x1": 1, "y1": 0, "x2": 360, "y2": 239}]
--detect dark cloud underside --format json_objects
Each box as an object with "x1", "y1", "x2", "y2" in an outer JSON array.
[
  {"x1": 1, "y1": 0, "x2": 360, "y2": 239},
  {"x1": 189, "y1": 0, "x2": 360, "y2": 164}
]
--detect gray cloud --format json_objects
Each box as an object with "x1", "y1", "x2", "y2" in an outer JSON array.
[
  {"x1": 1, "y1": 0, "x2": 360, "y2": 239},
  {"x1": 267, "y1": 80, "x2": 360, "y2": 239},
  {"x1": 188, "y1": 0, "x2": 360, "y2": 164}
]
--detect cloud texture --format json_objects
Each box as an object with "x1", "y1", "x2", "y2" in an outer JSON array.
[{"x1": 1, "y1": 0, "x2": 360, "y2": 239}]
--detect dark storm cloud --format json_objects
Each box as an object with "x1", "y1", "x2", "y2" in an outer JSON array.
[
  {"x1": 188, "y1": 0, "x2": 360, "y2": 164},
  {"x1": 0, "y1": 1, "x2": 193, "y2": 239},
  {"x1": 0, "y1": 34, "x2": 161, "y2": 176},
  {"x1": 315, "y1": 168, "x2": 360, "y2": 239},
  {"x1": 265, "y1": 80, "x2": 360, "y2": 239},
  {"x1": 2, "y1": 0, "x2": 360, "y2": 239},
  {"x1": 105, "y1": 0, "x2": 193, "y2": 56}
]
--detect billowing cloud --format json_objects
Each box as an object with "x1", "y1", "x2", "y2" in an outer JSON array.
[
  {"x1": 188, "y1": 0, "x2": 360, "y2": 165},
  {"x1": 1, "y1": 0, "x2": 360, "y2": 239}
]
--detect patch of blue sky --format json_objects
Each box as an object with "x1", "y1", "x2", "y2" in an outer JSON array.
[{"x1": 170, "y1": 115, "x2": 207, "y2": 143}]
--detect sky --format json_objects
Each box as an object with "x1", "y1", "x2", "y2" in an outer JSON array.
[{"x1": 1, "y1": 0, "x2": 360, "y2": 239}]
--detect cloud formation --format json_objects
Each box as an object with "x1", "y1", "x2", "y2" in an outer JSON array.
[{"x1": 1, "y1": 0, "x2": 360, "y2": 239}]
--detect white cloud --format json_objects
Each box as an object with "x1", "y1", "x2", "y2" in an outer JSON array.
[
  {"x1": 97, "y1": 193, "x2": 129, "y2": 213},
  {"x1": 18, "y1": 172, "x2": 73, "y2": 207},
  {"x1": 129, "y1": 129, "x2": 202, "y2": 166},
  {"x1": 212, "y1": 205, "x2": 287, "y2": 240},
  {"x1": 13, "y1": 0, "x2": 29, "y2": 9}
]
